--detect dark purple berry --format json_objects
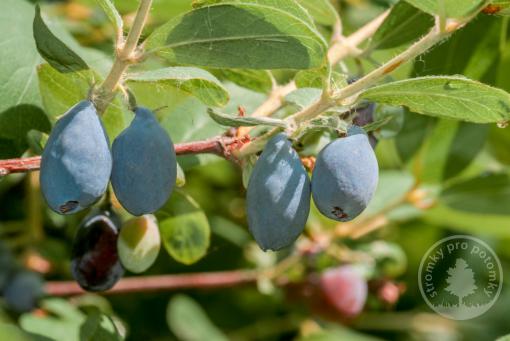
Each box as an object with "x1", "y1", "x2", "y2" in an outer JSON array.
[{"x1": 71, "y1": 210, "x2": 124, "y2": 292}]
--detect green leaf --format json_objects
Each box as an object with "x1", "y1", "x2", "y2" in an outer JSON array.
[
  {"x1": 241, "y1": 155, "x2": 257, "y2": 188},
  {"x1": 126, "y1": 67, "x2": 229, "y2": 107},
  {"x1": 0, "y1": 323, "x2": 32, "y2": 341},
  {"x1": 0, "y1": 0, "x2": 43, "y2": 112},
  {"x1": 285, "y1": 88, "x2": 322, "y2": 108},
  {"x1": 417, "y1": 119, "x2": 459, "y2": 183},
  {"x1": 362, "y1": 115, "x2": 394, "y2": 133},
  {"x1": 210, "y1": 216, "x2": 251, "y2": 246},
  {"x1": 37, "y1": 63, "x2": 129, "y2": 140},
  {"x1": 295, "y1": 67, "x2": 347, "y2": 90},
  {"x1": 441, "y1": 173, "x2": 510, "y2": 215},
  {"x1": 395, "y1": 111, "x2": 433, "y2": 163},
  {"x1": 207, "y1": 108, "x2": 287, "y2": 127},
  {"x1": 159, "y1": 98, "x2": 224, "y2": 142},
  {"x1": 443, "y1": 122, "x2": 489, "y2": 179},
  {"x1": 423, "y1": 204, "x2": 510, "y2": 237},
  {"x1": 299, "y1": 325, "x2": 384, "y2": 341},
  {"x1": 176, "y1": 162, "x2": 186, "y2": 187},
  {"x1": 496, "y1": 22, "x2": 510, "y2": 92},
  {"x1": 404, "y1": 0, "x2": 485, "y2": 18},
  {"x1": 373, "y1": 105, "x2": 405, "y2": 138},
  {"x1": 192, "y1": 0, "x2": 223, "y2": 8},
  {"x1": 192, "y1": 0, "x2": 316, "y2": 25},
  {"x1": 303, "y1": 115, "x2": 348, "y2": 134},
  {"x1": 21, "y1": 299, "x2": 121, "y2": 341},
  {"x1": 0, "y1": 105, "x2": 51, "y2": 158},
  {"x1": 211, "y1": 69, "x2": 273, "y2": 93},
  {"x1": 369, "y1": 1, "x2": 434, "y2": 50},
  {"x1": 157, "y1": 191, "x2": 210, "y2": 265},
  {"x1": 413, "y1": 15, "x2": 501, "y2": 78},
  {"x1": 363, "y1": 170, "x2": 415, "y2": 216},
  {"x1": 403, "y1": 16, "x2": 499, "y2": 164},
  {"x1": 360, "y1": 76, "x2": 510, "y2": 124},
  {"x1": 95, "y1": 0, "x2": 123, "y2": 33},
  {"x1": 488, "y1": 125, "x2": 510, "y2": 164},
  {"x1": 167, "y1": 295, "x2": 228, "y2": 341},
  {"x1": 33, "y1": 5, "x2": 88, "y2": 73},
  {"x1": 20, "y1": 299, "x2": 85, "y2": 341},
  {"x1": 295, "y1": 0, "x2": 339, "y2": 25},
  {"x1": 42, "y1": 298, "x2": 85, "y2": 322},
  {"x1": 145, "y1": 0, "x2": 327, "y2": 69},
  {"x1": 26, "y1": 129, "x2": 49, "y2": 155},
  {"x1": 415, "y1": 119, "x2": 489, "y2": 184},
  {"x1": 37, "y1": 64, "x2": 94, "y2": 120},
  {"x1": 79, "y1": 309, "x2": 121, "y2": 341}
]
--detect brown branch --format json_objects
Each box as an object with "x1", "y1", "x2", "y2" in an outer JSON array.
[
  {"x1": 0, "y1": 136, "x2": 241, "y2": 176},
  {"x1": 0, "y1": 156, "x2": 42, "y2": 176},
  {"x1": 45, "y1": 270, "x2": 258, "y2": 296}
]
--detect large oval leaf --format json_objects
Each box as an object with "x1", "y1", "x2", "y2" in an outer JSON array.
[
  {"x1": 0, "y1": 0, "x2": 42, "y2": 112},
  {"x1": 33, "y1": 5, "x2": 88, "y2": 73},
  {"x1": 167, "y1": 295, "x2": 228, "y2": 341},
  {"x1": 440, "y1": 173, "x2": 510, "y2": 215},
  {"x1": 157, "y1": 191, "x2": 210, "y2": 265},
  {"x1": 405, "y1": 0, "x2": 484, "y2": 18},
  {"x1": 145, "y1": 0, "x2": 327, "y2": 69},
  {"x1": 360, "y1": 76, "x2": 510, "y2": 123},
  {"x1": 95, "y1": 0, "x2": 123, "y2": 33},
  {"x1": 295, "y1": 0, "x2": 338, "y2": 25},
  {"x1": 126, "y1": 67, "x2": 229, "y2": 107},
  {"x1": 369, "y1": 1, "x2": 433, "y2": 51},
  {"x1": 0, "y1": 105, "x2": 51, "y2": 159}
]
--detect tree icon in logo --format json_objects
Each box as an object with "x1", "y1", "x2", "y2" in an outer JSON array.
[{"x1": 444, "y1": 258, "x2": 477, "y2": 307}]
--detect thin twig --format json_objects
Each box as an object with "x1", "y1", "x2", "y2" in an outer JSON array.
[
  {"x1": 45, "y1": 270, "x2": 259, "y2": 296},
  {"x1": 96, "y1": 0, "x2": 153, "y2": 113},
  {"x1": 327, "y1": 10, "x2": 389, "y2": 64}
]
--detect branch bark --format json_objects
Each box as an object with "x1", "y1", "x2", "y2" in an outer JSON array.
[
  {"x1": 0, "y1": 136, "x2": 240, "y2": 176},
  {"x1": 45, "y1": 270, "x2": 258, "y2": 296}
]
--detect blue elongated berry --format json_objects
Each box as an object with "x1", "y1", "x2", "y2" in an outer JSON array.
[
  {"x1": 40, "y1": 100, "x2": 112, "y2": 214},
  {"x1": 312, "y1": 126, "x2": 378, "y2": 222},
  {"x1": 247, "y1": 133, "x2": 311, "y2": 251},
  {"x1": 111, "y1": 107, "x2": 176, "y2": 216}
]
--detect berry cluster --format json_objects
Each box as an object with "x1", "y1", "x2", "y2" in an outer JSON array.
[
  {"x1": 40, "y1": 101, "x2": 176, "y2": 291},
  {"x1": 247, "y1": 127, "x2": 379, "y2": 251},
  {"x1": 40, "y1": 101, "x2": 177, "y2": 216}
]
